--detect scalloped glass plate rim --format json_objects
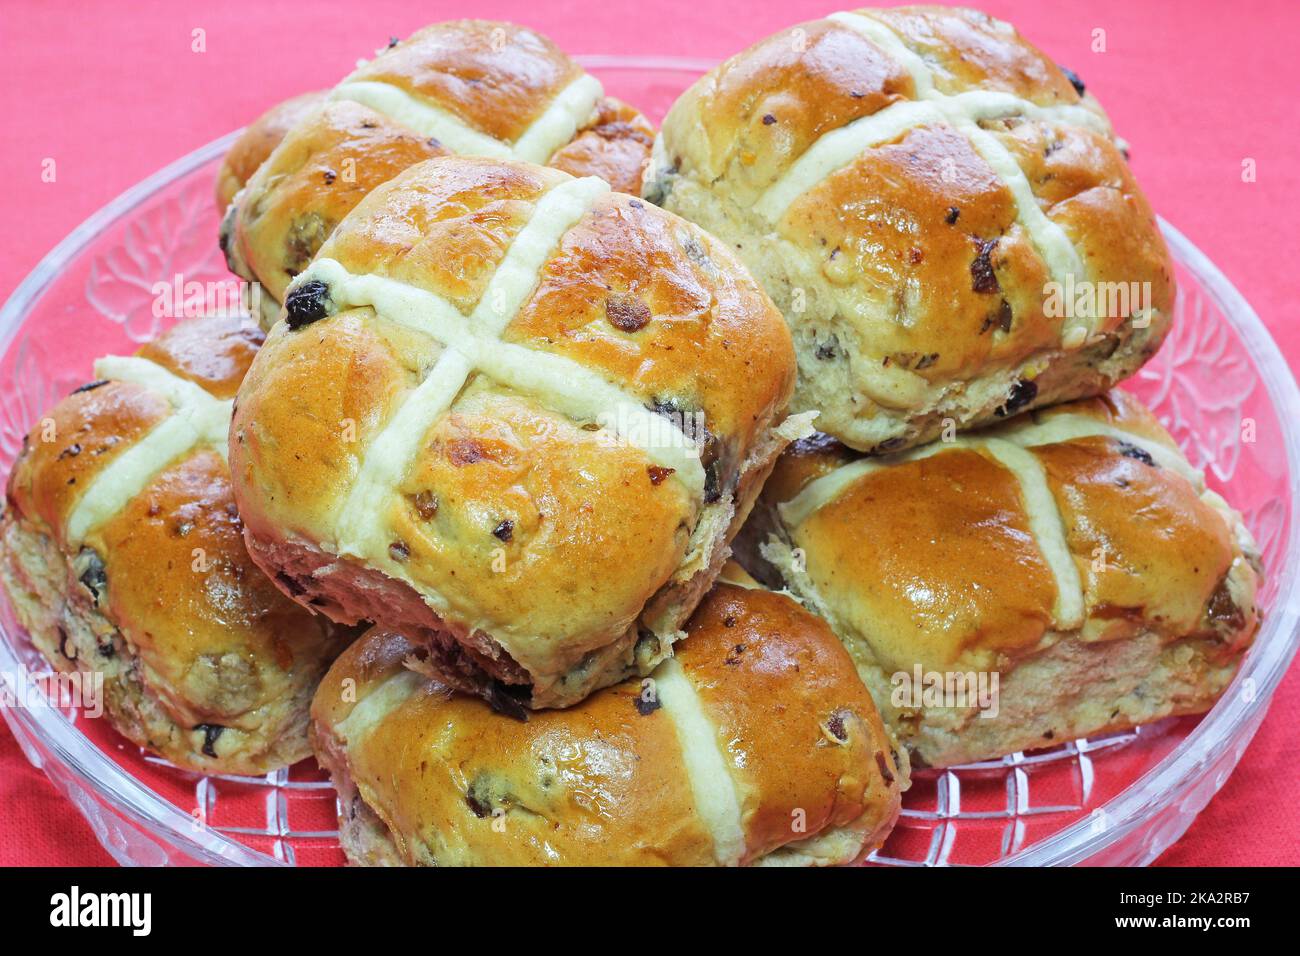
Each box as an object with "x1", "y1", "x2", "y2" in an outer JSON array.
[{"x1": 0, "y1": 54, "x2": 1297, "y2": 867}]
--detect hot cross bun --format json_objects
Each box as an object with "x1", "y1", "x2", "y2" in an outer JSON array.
[
  {"x1": 229, "y1": 155, "x2": 801, "y2": 711},
  {"x1": 738, "y1": 390, "x2": 1261, "y2": 767},
  {"x1": 311, "y1": 572, "x2": 904, "y2": 866},
  {"x1": 648, "y1": 6, "x2": 1173, "y2": 453},
  {"x1": 0, "y1": 316, "x2": 349, "y2": 773}
]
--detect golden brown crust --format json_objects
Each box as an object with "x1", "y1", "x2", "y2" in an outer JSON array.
[
  {"x1": 675, "y1": 585, "x2": 902, "y2": 861},
  {"x1": 306, "y1": 158, "x2": 795, "y2": 451},
  {"x1": 390, "y1": 388, "x2": 695, "y2": 649},
  {"x1": 749, "y1": 388, "x2": 1262, "y2": 765},
  {"x1": 761, "y1": 433, "x2": 855, "y2": 507},
  {"x1": 1, "y1": 316, "x2": 347, "y2": 773},
  {"x1": 1033, "y1": 437, "x2": 1234, "y2": 640},
  {"x1": 660, "y1": 16, "x2": 916, "y2": 192},
  {"x1": 347, "y1": 20, "x2": 583, "y2": 144},
  {"x1": 502, "y1": 198, "x2": 795, "y2": 458},
  {"x1": 548, "y1": 97, "x2": 656, "y2": 195},
  {"x1": 94, "y1": 450, "x2": 332, "y2": 715},
  {"x1": 215, "y1": 91, "x2": 327, "y2": 210},
  {"x1": 10, "y1": 318, "x2": 264, "y2": 543},
  {"x1": 311, "y1": 583, "x2": 903, "y2": 866},
  {"x1": 651, "y1": 5, "x2": 1174, "y2": 452},
  {"x1": 868, "y1": 6, "x2": 1080, "y2": 100},
  {"x1": 135, "y1": 314, "x2": 264, "y2": 399},
  {"x1": 1036, "y1": 387, "x2": 1177, "y2": 447},
  {"x1": 798, "y1": 446, "x2": 1059, "y2": 672},
  {"x1": 231, "y1": 155, "x2": 797, "y2": 710},
  {"x1": 220, "y1": 22, "x2": 655, "y2": 325},
  {"x1": 313, "y1": 155, "x2": 554, "y2": 303},
  {"x1": 228, "y1": 309, "x2": 402, "y2": 535},
  {"x1": 783, "y1": 121, "x2": 1062, "y2": 379}
]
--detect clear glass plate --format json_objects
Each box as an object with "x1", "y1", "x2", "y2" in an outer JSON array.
[{"x1": 0, "y1": 56, "x2": 1296, "y2": 867}]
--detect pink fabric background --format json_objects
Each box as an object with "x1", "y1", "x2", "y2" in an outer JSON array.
[{"x1": 0, "y1": 0, "x2": 1296, "y2": 866}]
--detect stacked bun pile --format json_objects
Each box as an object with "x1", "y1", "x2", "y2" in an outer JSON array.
[{"x1": 0, "y1": 9, "x2": 1261, "y2": 866}]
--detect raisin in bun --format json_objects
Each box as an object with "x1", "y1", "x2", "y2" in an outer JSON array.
[
  {"x1": 0, "y1": 317, "x2": 349, "y2": 774},
  {"x1": 220, "y1": 20, "x2": 655, "y2": 329},
  {"x1": 229, "y1": 154, "x2": 800, "y2": 711},
  {"x1": 311, "y1": 573, "x2": 905, "y2": 866},
  {"x1": 648, "y1": 6, "x2": 1173, "y2": 453},
  {"x1": 215, "y1": 90, "x2": 327, "y2": 211},
  {"x1": 738, "y1": 390, "x2": 1261, "y2": 768}
]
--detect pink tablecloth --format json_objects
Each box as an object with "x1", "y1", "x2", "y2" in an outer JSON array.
[{"x1": 0, "y1": 0, "x2": 1296, "y2": 867}]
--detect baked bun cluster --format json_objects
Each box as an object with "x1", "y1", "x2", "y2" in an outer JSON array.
[
  {"x1": 0, "y1": 317, "x2": 349, "y2": 773},
  {"x1": 648, "y1": 6, "x2": 1173, "y2": 453},
  {"x1": 739, "y1": 390, "x2": 1261, "y2": 767},
  {"x1": 0, "y1": 8, "x2": 1265, "y2": 868},
  {"x1": 312, "y1": 570, "x2": 904, "y2": 866},
  {"x1": 219, "y1": 20, "x2": 655, "y2": 328},
  {"x1": 230, "y1": 155, "x2": 801, "y2": 711}
]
